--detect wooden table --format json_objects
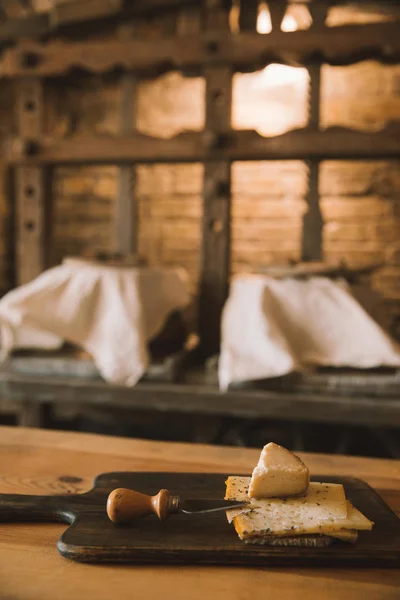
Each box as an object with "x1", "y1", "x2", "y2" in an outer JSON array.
[{"x1": 0, "y1": 426, "x2": 399, "y2": 600}]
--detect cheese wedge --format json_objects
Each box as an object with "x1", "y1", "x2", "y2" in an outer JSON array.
[{"x1": 248, "y1": 443, "x2": 310, "y2": 498}]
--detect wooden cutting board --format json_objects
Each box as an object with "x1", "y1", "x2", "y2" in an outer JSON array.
[{"x1": 1, "y1": 472, "x2": 399, "y2": 567}]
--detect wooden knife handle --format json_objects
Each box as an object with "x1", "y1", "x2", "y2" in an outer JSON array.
[{"x1": 107, "y1": 488, "x2": 175, "y2": 523}]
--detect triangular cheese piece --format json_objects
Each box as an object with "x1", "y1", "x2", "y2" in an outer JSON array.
[{"x1": 248, "y1": 442, "x2": 310, "y2": 498}]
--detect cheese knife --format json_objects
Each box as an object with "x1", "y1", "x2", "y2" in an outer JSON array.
[{"x1": 107, "y1": 488, "x2": 249, "y2": 523}]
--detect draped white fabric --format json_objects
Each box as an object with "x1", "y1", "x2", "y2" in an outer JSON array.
[
  {"x1": 219, "y1": 275, "x2": 400, "y2": 391},
  {"x1": 0, "y1": 259, "x2": 190, "y2": 386}
]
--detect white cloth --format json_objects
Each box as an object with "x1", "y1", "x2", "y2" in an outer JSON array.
[
  {"x1": 0, "y1": 259, "x2": 190, "y2": 386},
  {"x1": 219, "y1": 274, "x2": 400, "y2": 391}
]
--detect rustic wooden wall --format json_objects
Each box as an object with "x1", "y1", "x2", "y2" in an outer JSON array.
[{"x1": 0, "y1": 4, "x2": 399, "y2": 330}]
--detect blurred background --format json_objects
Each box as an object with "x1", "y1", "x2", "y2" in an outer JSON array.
[{"x1": 0, "y1": 0, "x2": 399, "y2": 458}]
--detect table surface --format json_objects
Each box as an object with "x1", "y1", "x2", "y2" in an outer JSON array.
[{"x1": 0, "y1": 426, "x2": 399, "y2": 600}]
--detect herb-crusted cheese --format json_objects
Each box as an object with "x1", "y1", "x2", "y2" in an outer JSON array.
[
  {"x1": 232, "y1": 501, "x2": 373, "y2": 539},
  {"x1": 226, "y1": 477, "x2": 347, "y2": 522},
  {"x1": 248, "y1": 442, "x2": 310, "y2": 498},
  {"x1": 225, "y1": 476, "x2": 373, "y2": 540}
]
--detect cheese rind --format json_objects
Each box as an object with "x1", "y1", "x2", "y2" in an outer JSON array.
[{"x1": 248, "y1": 443, "x2": 310, "y2": 498}]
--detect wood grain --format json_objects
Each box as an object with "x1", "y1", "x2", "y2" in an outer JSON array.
[
  {"x1": 1, "y1": 21, "x2": 399, "y2": 77},
  {"x1": 0, "y1": 426, "x2": 399, "y2": 599}
]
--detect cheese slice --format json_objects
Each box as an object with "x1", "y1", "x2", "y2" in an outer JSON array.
[
  {"x1": 225, "y1": 476, "x2": 373, "y2": 541},
  {"x1": 232, "y1": 502, "x2": 373, "y2": 540},
  {"x1": 226, "y1": 477, "x2": 348, "y2": 525},
  {"x1": 248, "y1": 443, "x2": 310, "y2": 498},
  {"x1": 329, "y1": 529, "x2": 358, "y2": 543},
  {"x1": 225, "y1": 476, "x2": 252, "y2": 503}
]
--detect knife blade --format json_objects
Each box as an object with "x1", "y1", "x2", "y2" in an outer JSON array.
[
  {"x1": 177, "y1": 497, "x2": 249, "y2": 514},
  {"x1": 107, "y1": 487, "x2": 249, "y2": 523}
]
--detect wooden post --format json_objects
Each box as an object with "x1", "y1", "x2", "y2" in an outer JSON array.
[
  {"x1": 114, "y1": 9, "x2": 177, "y2": 256},
  {"x1": 238, "y1": 0, "x2": 258, "y2": 32},
  {"x1": 15, "y1": 78, "x2": 51, "y2": 285},
  {"x1": 177, "y1": 4, "x2": 203, "y2": 35},
  {"x1": 302, "y1": 62, "x2": 323, "y2": 261},
  {"x1": 268, "y1": 0, "x2": 288, "y2": 32},
  {"x1": 199, "y1": 0, "x2": 232, "y2": 357},
  {"x1": 301, "y1": 1, "x2": 329, "y2": 262},
  {"x1": 115, "y1": 73, "x2": 138, "y2": 255},
  {"x1": 17, "y1": 402, "x2": 43, "y2": 428},
  {"x1": 114, "y1": 24, "x2": 138, "y2": 255}
]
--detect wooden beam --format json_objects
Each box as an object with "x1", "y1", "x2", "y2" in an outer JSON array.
[
  {"x1": 1, "y1": 21, "x2": 399, "y2": 77},
  {"x1": 177, "y1": 4, "x2": 204, "y2": 35},
  {"x1": 1, "y1": 372, "x2": 400, "y2": 427},
  {"x1": 123, "y1": 0, "x2": 205, "y2": 15},
  {"x1": 0, "y1": 1, "x2": 35, "y2": 20},
  {"x1": 50, "y1": 0, "x2": 122, "y2": 27},
  {"x1": 6, "y1": 124, "x2": 400, "y2": 165},
  {"x1": 199, "y1": 1, "x2": 232, "y2": 357},
  {"x1": 0, "y1": 12, "x2": 49, "y2": 44},
  {"x1": 0, "y1": 1, "x2": 204, "y2": 44},
  {"x1": 15, "y1": 78, "x2": 51, "y2": 284}
]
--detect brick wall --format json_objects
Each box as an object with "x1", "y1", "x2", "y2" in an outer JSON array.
[{"x1": 1, "y1": 6, "x2": 400, "y2": 333}]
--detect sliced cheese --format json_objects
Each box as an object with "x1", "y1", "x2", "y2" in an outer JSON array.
[
  {"x1": 329, "y1": 529, "x2": 358, "y2": 543},
  {"x1": 225, "y1": 477, "x2": 348, "y2": 523},
  {"x1": 225, "y1": 476, "x2": 373, "y2": 541},
  {"x1": 248, "y1": 443, "x2": 310, "y2": 498},
  {"x1": 232, "y1": 501, "x2": 373, "y2": 540},
  {"x1": 225, "y1": 476, "x2": 251, "y2": 503}
]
